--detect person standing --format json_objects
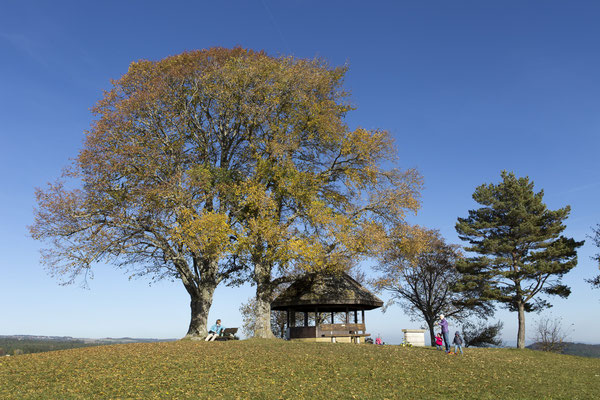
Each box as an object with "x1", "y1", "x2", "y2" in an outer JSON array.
[
  {"x1": 453, "y1": 331, "x2": 464, "y2": 355},
  {"x1": 438, "y1": 315, "x2": 450, "y2": 352},
  {"x1": 205, "y1": 319, "x2": 224, "y2": 341},
  {"x1": 434, "y1": 333, "x2": 443, "y2": 350}
]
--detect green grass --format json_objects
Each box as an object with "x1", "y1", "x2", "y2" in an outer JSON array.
[{"x1": 1, "y1": 339, "x2": 599, "y2": 399}]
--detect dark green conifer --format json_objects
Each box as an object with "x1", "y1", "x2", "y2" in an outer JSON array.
[
  {"x1": 587, "y1": 224, "x2": 600, "y2": 289},
  {"x1": 455, "y1": 171, "x2": 583, "y2": 349}
]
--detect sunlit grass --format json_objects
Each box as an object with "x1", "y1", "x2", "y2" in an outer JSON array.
[{"x1": 1, "y1": 339, "x2": 598, "y2": 399}]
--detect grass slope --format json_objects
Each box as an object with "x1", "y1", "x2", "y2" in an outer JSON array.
[{"x1": 1, "y1": 339, "x2": 599, "y2": 399}]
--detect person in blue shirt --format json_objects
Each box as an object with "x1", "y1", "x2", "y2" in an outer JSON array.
[{"x1": 205, "y1": 319, "x2": 224, "y2": 341}]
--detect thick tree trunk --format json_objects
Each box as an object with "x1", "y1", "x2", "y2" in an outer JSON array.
[
  {"x1": 180, "y1": 258, "x2": 219, "y2": 339},
  {"x1": 255, "y1": 293, "x2": 275, "y2": 339},
  {"x1": 253, "y1": 261, "x2": 276, "y2": 339},
  {"x1": 517, "y1": 302, "x2": 526, "y2": 349},
  {"x1": 184, "y1": 285, "x2": 217, "y2": 338}
]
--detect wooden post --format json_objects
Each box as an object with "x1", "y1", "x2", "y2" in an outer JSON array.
[
  {"x1": 291, "y1": 310, "x2": 296, "y2": 327},
  {"x1": 286, "y1": 309, "x2": 290, "y2": 340},
  {"x1": 361, "y1": 310, "x2": 365, "y2": 324},
  {"x1": 304, "y1": 311, "x2": 308, "y2": 327},
  {"x1": 315, "y1": 307, "x2": 319, "y2": 337},
  {"x1": 354, "y1": 310, "x2": 358, "y2": 323},
  {"x1": 331, "y1": 312, "x2": 334, "y2": 324},
  {"x1": 345, "y1": 307, "x2": 349, "y2": 324}
]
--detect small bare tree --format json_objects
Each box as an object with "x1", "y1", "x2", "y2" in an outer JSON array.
[
  {"x1": 374, "y1": 228, "x2": 493, "y2": 346},
  {"x1": 531, "y1": 316, "x2": 571, "y2": 353},
  {"x1": 240, "y1": 297, "x2": 287, "y2": 338}
]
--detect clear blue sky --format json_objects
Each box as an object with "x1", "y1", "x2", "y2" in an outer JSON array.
[{"x1": 1, "y1": 1, "x2": 599, "y2": 345}]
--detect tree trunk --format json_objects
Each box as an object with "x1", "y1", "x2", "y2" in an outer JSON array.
[
  {"x1": 254, "y1": 293, "x2": 275, "y2": 338},
  {"x1": 517, "y1": 302, "x2": 526, "y2": 349},
  {"x1": 426, "y1": 319, "x2": 436, "y2": 347},
  {"x1": 184, "y1": 285, "x2": 217, "y2": 338},
  {"x1": 176, "y1": 257, "x2": 220, "y2": 339},
  {"x1": 253, "y1": 261, "x2": 276, "y2": 339}
]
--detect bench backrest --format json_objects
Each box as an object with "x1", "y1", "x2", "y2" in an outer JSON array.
[{"x1": 318, "y1": 323, "x2": 365, "y2": 334}]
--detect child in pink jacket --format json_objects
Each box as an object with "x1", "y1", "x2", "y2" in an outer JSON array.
[{"x1": 435, "y1": 333, "x2": 443, "y2": 350}]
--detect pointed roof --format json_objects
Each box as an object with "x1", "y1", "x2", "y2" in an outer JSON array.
[{"x1": 271, "y1": 272, "x2": 384, "y2": 311}]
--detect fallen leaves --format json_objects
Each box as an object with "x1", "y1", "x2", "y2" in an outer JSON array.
[{"x1": 0, "y1": 340, "x2": 598, "y2": 399}]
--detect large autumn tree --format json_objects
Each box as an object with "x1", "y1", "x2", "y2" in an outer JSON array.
[
  {"x1": 30, "y1": 47, "x2": 422, "y2": 338},
  {"x1": 235, "y1": 126, "x2": 421, "y2": 337},
  {"x1": 455, "y1": 171, "x2": 583, "y2": 348},
  {"x1": 31, "y1": 48, "x2": 257, "y2": 337},
  {"x1": 220, "y1": 58, "x2": 422, "y2": 338}
]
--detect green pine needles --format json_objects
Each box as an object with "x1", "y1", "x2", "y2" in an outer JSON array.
[
  {"x1": 588, "y1": 224, "x2": 600, "y2": 288},
  {"x1": 455, "y1": 171, "x2": 584, "y2": 349}
]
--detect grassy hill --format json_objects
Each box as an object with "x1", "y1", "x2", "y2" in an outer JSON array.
[{"x1": 1, "y1": 339, "x2": 599, "y2": 399}]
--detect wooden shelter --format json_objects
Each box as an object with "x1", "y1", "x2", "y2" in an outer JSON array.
[{"x1": 271, "y1": 272, "x2": 383, "y2": 343}]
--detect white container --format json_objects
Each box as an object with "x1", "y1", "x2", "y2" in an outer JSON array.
[{"x1": 401, "y1": 329, "x2": 426, "y2": 347}]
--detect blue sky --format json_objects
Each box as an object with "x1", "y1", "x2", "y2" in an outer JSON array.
[{"x1": 1, "y1": 1, "x2": 599, "y2": 345}]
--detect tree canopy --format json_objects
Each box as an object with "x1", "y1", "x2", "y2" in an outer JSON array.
[
  {"x1": 455, "y1": 171, "x2": 583, "y2": 348},
  {"x1": 461, "y1": 319, "x2": 503, "y2": 348},
  {"x1": 233, "y1": 94, "x2": 422, "y2": 337},
  {"x1": 30, "y1": 47, "x2": 422, "y2": 337}
]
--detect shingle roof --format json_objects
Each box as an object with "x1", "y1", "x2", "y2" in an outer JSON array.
[{"x1": 271, "y1": 272, "x2": 383, "y2": 311}]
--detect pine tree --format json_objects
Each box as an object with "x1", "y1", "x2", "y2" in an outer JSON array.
[
  {"x1": 455, "y1": 171, "x2": 583, "y2": 349},
  {"x1": 587, "y1": 224, "x2": 600, "y2": 288}
]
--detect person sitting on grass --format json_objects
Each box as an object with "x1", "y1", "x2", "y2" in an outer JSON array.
[
  {"x1": 205, "y1": 319, "x2": 224, "y2": 341},
  {"x1": 453, "y1": 331, "x2": 464, "y2": 355},
  {"x1": 435, "y1": 333, "x2": 443, "y2": 350}
]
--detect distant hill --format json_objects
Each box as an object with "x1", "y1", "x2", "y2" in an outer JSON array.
[
  {"x1": 0, "y1": 335, "x2": 175, "y2": 356},
  {"x1": 527, "y1": 342, "x2": 600, "y2": 358}
]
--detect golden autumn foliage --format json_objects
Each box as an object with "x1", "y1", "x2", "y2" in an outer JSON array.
[{"x1": 30, "y1": 47, "x2": 422, "y2": 337}]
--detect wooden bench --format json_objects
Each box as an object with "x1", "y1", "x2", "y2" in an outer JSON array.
[
  {"x1": 317, "y1": 323, "x2": 370, "y2": 343},
  {"x1": 215, "y1": 327, "x2": 239, "y2": 341}
]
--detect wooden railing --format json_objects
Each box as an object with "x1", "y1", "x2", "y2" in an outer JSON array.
[
  {"x1": 317, "y1": 323, "x2": 370, "y2": 343},
  {"x1": 318, "y1": 323, "x2": 366, "y2": 334},
  {"x1": 288, "y1": 326, "x2": 316, "y2": 339},
  {"x1": 287, "y1": 323, "x2": 370, "y2": 343}
]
